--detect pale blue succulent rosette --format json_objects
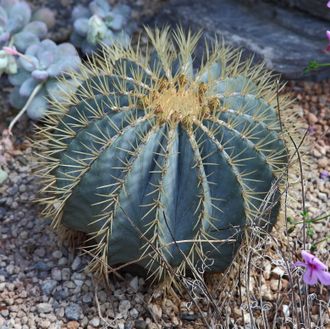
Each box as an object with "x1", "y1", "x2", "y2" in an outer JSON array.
[
  {"x1": 0, "y1": 0, "x2": 49, "y2": 75},
  {"x1": 70, "y1": 0, "x2": 134, "y2": 54},
  {"x1": 8, "y1": 40, "x2": 81, "y2": 120}
]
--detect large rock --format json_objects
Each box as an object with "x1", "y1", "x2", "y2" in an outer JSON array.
[
  {"x1": 152, "y1": 0, "x2": 330, "y2": 80},
  {"x1": 264, "y1": 0, "x2": 330, "y2": 20}
]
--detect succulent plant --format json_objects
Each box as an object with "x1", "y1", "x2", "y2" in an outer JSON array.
[
  {"x1": 70, "y1": 0, "x2": 134, "y2": 54},
  {"x1": 8, "y1": 39, "x2": 81, "y2": 120},
  {"x1": 0, "y1": 0, "x2": 54, "y2": 76},
  {"x1": 35, "y1": 28, "x2": 296, "y2": 283}
]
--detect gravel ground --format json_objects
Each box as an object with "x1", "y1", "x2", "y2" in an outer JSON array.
[
  {"x1": 0, "y1": 2, "x2": 329, "y2": 323},
  {"x1": 0, "y1": 77, "x2": 329, "y2": 328}
]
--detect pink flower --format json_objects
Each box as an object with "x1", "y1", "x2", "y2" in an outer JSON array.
[
  {"x1": 327, "y1": 31, "x2": 330, "y2": 41},
  {"x1": 328, "y1": 1, "x2": 330, "y2": 9},
  {"x1": 2, "y1": 46, "x2": 19, "y2": 56},
  {"x1": 294, "y1": 250, "x2": 330, "y2": 286},
  {"x1": 326, "y1": 31, "x2": 330, "y2": 51}
]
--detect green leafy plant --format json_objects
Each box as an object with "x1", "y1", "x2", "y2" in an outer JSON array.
[
  {"x1": 288, "y1": 211, "x2": 330, "y2": 252},
  {"x1": 70, "y1": 0, "x2": 134, "y2": 54},
  {"x1": 35, "y1": 28, "x2": 297, "y2": 283}
]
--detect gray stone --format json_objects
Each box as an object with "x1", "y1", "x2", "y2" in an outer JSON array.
[
  {"x1": 36, "y1": 303, "x2": 52, "y2": 313},
  {"x1": 0, "y1": 282, "x2": 6, "y2": 292},
  {"x1": 118, "y1": 300, "x2": 131, "y2": 319},
  {"x1": 5, "y1": 265, "x2": 14, "y2": 275},
  {"x1": 271, "y1": 266, "x2": 285, "y2": 278},
  {"x1": 0, "y1": 207, "x2": 6, "y2": 219},
  {"x1": 129, "y1": 308, "x2": 139, "y2": 319},
  {"x1": 33, "y1": 262, "x2": 50, "y2": 272},
  {"x1": 129, "y1": 277, "x2": 139, "y2": 292},
  {"x1": 34, "y1": 248, "x2": 46, "y2": 258},
  {"x1": 58, "y1": 257, "x2": 67, "y2": 266},
  {"x1": 51, "y1": 268, "x2": 62, "y2": 281},
  {"x1": 52, "y1": 250, "x2": 62, "y2": 259},
  {"x1": 82, "y1": 293, "x2": 93, "y2": 303},
  {"x1": 61, "y1": 268, "x2": 71, "y2": 281},
  {"x1": 97, "y1": 290, "x2": 107, "y2": 303},
  {"x1": 134, "y1": 320, "x2": 147, "y2": 329},
  {"x1": 0, "y1": 309, "x2": 9, "y2": 317},
  {"x1": 148, "y1": 304, "x2": 162, "y2": 322},
  {"x1": 153, "y1": 0, "x2": 330, "y2": 80},
  {"x1": 39, "y1": 319, "x2": 51, "y2": 328},
  {"x1": 53, "y1": 287, "x2": 70, "y2": 301},
  {"x1": 41, "y1": 279, "x2": 57, "y2": 295},
  {"x1": 7, "y1": 185, "x2": 18, "y2": 196},
  {"x1": 64, "y1": 303, "x2": 82, "y2": 321},
  {"x1": 18, "y1": 185, "x2": 26, "y2": 192},
  {"x1": 71, "y1": 256, "x2": 81, "y2": 271},
  {"x1": 89, "y1": 317, "x2": 100, "y2": 327}
]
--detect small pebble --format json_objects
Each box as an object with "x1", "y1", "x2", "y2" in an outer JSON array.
[
  {"x1": 89, "y1": 317, "x2": 100, "y2": 327},
  {"x1": 65, "y1": 303, "x2": 82, "y2": 321},
  {"x1": 37, "y1": 303, "x2": 52, "y2": 314},
  {"x1": 51, "y1": 268, "x2": 62, "y2": 281},
  {"x1": 41, "y1": 279, "x2": 57, "y2": 295},
  {"x1": 71, "y1": 256, "x2": 81, "y2": 271}
]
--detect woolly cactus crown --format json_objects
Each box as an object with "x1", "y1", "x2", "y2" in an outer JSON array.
[{"x1": 35, "y1": 28, "x2": 297, "y2": 283}]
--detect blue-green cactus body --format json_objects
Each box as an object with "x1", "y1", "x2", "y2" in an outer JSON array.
[{"x1": 37, "y1": 29, "x2": 290, "y2": 280}]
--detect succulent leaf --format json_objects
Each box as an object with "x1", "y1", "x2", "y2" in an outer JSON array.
[
  {"x1": 7, "y1": 1, "x2": 31, "y2": 33},
  {"x1": 9, "y1": 85, "x2": 26, "y2": 108},
  {"x1": 112, "y1": 4, "x2": 131, "y2": 18},
  {"x1": 23, "y1": 21, "x2": 47, "y2": 39},
  {"x1": 13, "y1": 31, "x2": 39, "y2": 52},
  {"x1": 0, "y1": 31, "x2": 10, "y2": 43},
  {"x1": 26, "y1": 89, "x2": 47, "y2": 120},
  {"x1": 8, "y1": 66, "x2": 29, "y2": 84},
  {"x1": 72, "y1": 4, "x2": 90, "y2": 21},
  {"x1": 104, "y1": 13, "x2": 124, "y2": 31},
  {"x1": 19, "y1": 76, "x2": 38, "y2": 96},
  {"x1": 73, "y1": 17, "x2": 89, "y2": 36},
  {"x1": 18, "y1": 54, "x2": 38, "y2": 71},
  {"x1": 32, "y1": 69, "x2": 48, "y2": 80},
  {"x1": 0, "y1": 7, "x2": 8, "y2": 27},
  {"x1": 89, "y1": 0, "x2": 111, "y2": 17}
]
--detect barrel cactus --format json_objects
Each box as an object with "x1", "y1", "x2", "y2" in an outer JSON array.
[{"x1": 35, "y1": 28, "x2": 293, "y2": 282}]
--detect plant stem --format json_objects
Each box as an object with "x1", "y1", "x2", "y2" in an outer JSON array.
[
  {"x1": 314, "y1": 63, "x2": 330, "y2": 68},
  {"x1": 8, "y1": 83, "x2": 44, "y2": 134}
]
